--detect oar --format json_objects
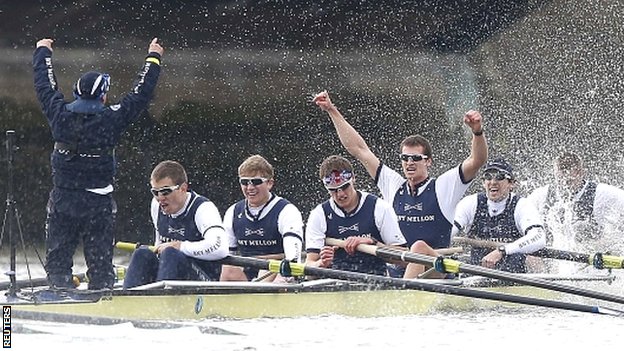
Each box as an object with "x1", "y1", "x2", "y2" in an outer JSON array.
[
  {"x1": 116, "y1": 241, "x2": 155, "y2": 252},
  {"x1": 452, "y1": 236, "x2": 624, "y2": 269},
  {"x1": 114, "y1": 241, "x2": 623, "y2": 315},
  {"x1": 325, "y1": 238, "x2": 624, "y2": 306},
  {"x1": 0, "y1": 273, "x2": 86, "y2": 290},
  {"x1": 219, "y1": 254, "x2": 623, "y2": 316}
]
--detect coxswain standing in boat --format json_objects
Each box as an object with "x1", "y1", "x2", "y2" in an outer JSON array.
[
  {"x1": 123, "y1": 160, "x2": 228, "y2": 289},
  {"x1": 33, "y1": 37, "x2": 164, "y2": 290},
  {"x1": 305, "y1": 155, "x2": 407, "y2": 275},
  {"x1": 312, "y1": 91, "x2": 488, "y2": 277},
  {"x1": 527, "y1": 152, "x2": 624, "y2": 266},
  {"x1": 405, "y1": 158, "x2": 546, "y2": 277},
  {"x1": 220, "y1": 155, "x2": 304, "y2": 283}
]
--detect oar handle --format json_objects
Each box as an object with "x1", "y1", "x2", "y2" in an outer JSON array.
[
  {"x1": 116, "y1": 241, "x2": 156, "y2": 252},
  {"x1": 325, "y1": 238, "x2": 462, "y2": 256},
  {"x1": 436, "y1": 247, "x2": 464, "y2": 255},
  {"x1": 325, "y1": 238, "x2": 463, "y2": 274},
  {"x1": 452, "y1": 237, "x2": 498, "y2": 249}
]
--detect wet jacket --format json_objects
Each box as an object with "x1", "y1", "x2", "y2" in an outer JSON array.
[{"x1": 33, "y1": 46, "x2": 162, "y2": 190}]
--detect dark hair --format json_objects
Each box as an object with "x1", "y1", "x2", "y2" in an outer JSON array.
[
  {"x1": 151, "y1": 160, "x2": 188, "y2": 185},
  {"x1": 555, "y1": 152, "x2": 582, "y2": 172},
  {"x1": 400, "y1": 135, "x2": 433, "y2": 159},
  {"x1": 319, "y1": 155, "x2": 353, "y2": 179}
]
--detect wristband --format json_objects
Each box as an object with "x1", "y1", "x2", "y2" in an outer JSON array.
[
  {"x1": 146, "y1": 57, "x2": 161, "y2": 65},
  {"x1": 472, "y1": 129, "x2": 484, "y2": 136}
]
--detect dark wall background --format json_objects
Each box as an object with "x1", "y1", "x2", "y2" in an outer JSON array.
[{"x1": 1, "y1": 0, "x2": 623, "y2": 250}]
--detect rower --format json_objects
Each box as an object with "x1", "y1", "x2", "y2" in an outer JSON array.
[
  {"x1": 219, "y1": 155, "x2": 304, "y2": 283},
  {"x1": 528, "y1": 152, "x2": 624, "y2": 252},
  {"x1": 404, "y1": 158, "x2": 546, "y2": 278},
  {"x1": 527, "y1": 152, "x2": 624, "y2": 271},
  {"x1": 123, "y1": 160, "x2": 228, "y2": 289},
  {"x1": 305, "y1": 155, "x2": 407, "y2": 275}
]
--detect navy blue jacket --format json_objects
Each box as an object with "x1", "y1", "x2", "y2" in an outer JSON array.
[{"x1": 33, "y1": 46, "x2": 162, "y2": 190}]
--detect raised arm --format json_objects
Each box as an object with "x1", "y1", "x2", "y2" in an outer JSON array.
[
  {"x1": 313, "y1": 91, "x2": 380, "y2": 179},
  {"x1": 33, "y1": 38, "x2": 65, "y2": 121},
  {"x1": 460, "y1": 110, "x2": 488, "y2": 181},
  {"x1": 115, "y1": 37, "x2": 164, "y2": 122}
]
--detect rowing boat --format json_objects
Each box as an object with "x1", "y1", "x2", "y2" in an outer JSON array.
[
  {"x1": 3, "y1": 241, "x2": 623, "y2": 323},
  {"x1": 2, "y1": 272, "x2": 616, "y2": 323}
]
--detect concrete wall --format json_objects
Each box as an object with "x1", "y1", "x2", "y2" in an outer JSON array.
[{"x1": 0, "y1": 0, "x2": 622, "y2": 244}]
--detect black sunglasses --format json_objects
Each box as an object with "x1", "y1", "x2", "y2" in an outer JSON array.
[
  {"x1": 400, "y1": 153, "x2": 428, "y2": 162},
  {"x1": 239, "y1": 177, "x2": 268, "y2": 186},
  {"x1": 326, "y1": 181, "x2": 352, "y2": 192},
  {"x1": 483, "y1": 172, "x2": 511, "y2": 181},
  {"x1": 150, "y1": 184, "x2": 180, "y2": 197}
]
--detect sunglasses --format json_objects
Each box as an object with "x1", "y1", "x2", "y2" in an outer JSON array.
[
  {"x1": 400, "y1": 153, "x2": 428, "y2": 162},
  {"x1": 239, "y1": 177, "x2": 268, "y2": 186},
  {"x1": 326, "y1": 180, "x2": 352, "y2": 192},
  {"x1": 323, "y1": 170, "x2": 353, "y2": 185},
  {"x1": 482, "y1": 172, "x2": 512, "y2": 181},
  {"x1": 150, "y1": 184, "x2": 180, "y2": 197}
]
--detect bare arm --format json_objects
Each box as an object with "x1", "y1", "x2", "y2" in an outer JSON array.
[
  {"x1": 460, "y1": 110, "x2": 488, "y2": 181},
  {"x1": 313, "y1": 91, "x2": 380, "y2": 179}
]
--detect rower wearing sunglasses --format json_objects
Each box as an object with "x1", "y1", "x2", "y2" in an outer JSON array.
[
  {"x1": 220, "y1": 155, "x2": 304, "y2": 283},
  {"x1": 123, "y1": 160, "x2": 228, "y2": 289},
  {"x1": 445, "y1": 158, "x2": 546, "y2": 273},
  {"x1": 305, "y1": 155, "x2": 407, "y2": 275},
  {"x1": 33, "y1": 37, "x2": 164, "y2": 290},
  {"x1": 313, "y1": 91, "x2": 487, "y2": 277}
]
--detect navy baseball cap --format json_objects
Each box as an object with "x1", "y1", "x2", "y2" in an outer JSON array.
[
  {"x1": 73, "y1": 71, "x2": 110, "y2": 100},
  {"x1": 484, "y1": 158, "x2": 514, "y2": 178}
]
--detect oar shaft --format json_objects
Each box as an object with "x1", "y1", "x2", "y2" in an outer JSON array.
[
  {"x1": 454, "y1": 237, "x2": 588, "y2": 261},
  {"x1": 452, "y1": 237, "x2": 624, "y2": 269},
  {"x1": 220, "y1": 255, "x2": 623, "y2": 316},
  {"x1": 0, "y1": 277, "x2": 47, "y2": 290},
  {"x1": 327, "y1": 238, "x2": 624, "y2": 305},
  {"x1": 0, "y1": 273, "x2": 86, "y2": 290}
]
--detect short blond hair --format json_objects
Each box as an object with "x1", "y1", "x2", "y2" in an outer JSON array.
[{"x1": 238, "y1": 155, "x2": 274, "y2": 179}]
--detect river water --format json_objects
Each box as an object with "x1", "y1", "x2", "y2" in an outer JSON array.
[{"x1": 9, "y1": 308, "x2": 624, "y2": 350}]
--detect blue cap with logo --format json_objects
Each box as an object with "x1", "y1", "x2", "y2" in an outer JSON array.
[
  {"x1": 484, "y1": 158, "x2": 514, "y2": 178},
  {"x1": 73, "y1": 71, "x2": 110, "y2": 100}
]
